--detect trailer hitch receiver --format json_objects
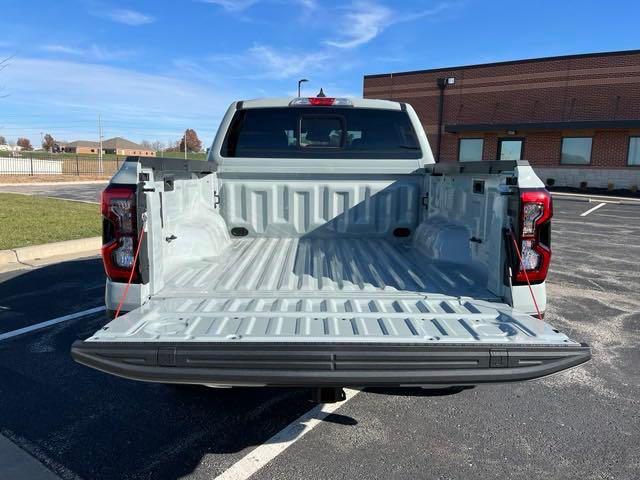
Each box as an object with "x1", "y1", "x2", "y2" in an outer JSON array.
[{"x1": 311, "y1": 387, "x2": 346, "y2": 404}]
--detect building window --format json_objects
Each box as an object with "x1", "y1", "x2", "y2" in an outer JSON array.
[
  {"x1": 458, "y1": 138, "x2": 483, "y2": 162},
  {"x1": 561, "y1": 137, "x2": 592, "y2": 164},
  {"x1": 497, "y1": 138, "x2": 524, "y2": 161},
  {"x1": 628, "y1": 137, "x2": 640, "y2": 166}
]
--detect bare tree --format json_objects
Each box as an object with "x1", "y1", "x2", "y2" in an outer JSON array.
[
  {"x1": 151, "y1": 140, "x2": 165, "y2": 152},
  {"x1": 140, "y1": 140, "x2": 153, "y2": 150},
  {"x1": 0, "y1": 135, "x2": 6, "y2": 145},
  {"x1": 165, "y1": 139, "x2": 180, "y2": 152},
  {"x1": 0, "y1": 56, "x2": 12, "y2": 73},
  {"x1": 0, "y1": 55, "x2": 14, "y2": 99}
]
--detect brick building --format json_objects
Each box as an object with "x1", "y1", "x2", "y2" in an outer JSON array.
[
  {"x1": 66, "y1": 140, "x2": 101, "y2": 155},
  {"x1": 65, "y1": 137, "x2": 155, "y2": 157},
  {"x1": 363, "y1": 49, "x2": 640, "y2": 189},
  {"x1": 102, "y1": 137, "x2": 155, "y2": 157}
]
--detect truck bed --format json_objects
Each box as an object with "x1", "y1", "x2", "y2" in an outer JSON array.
[
  {"x1": 73, "y1": 235, "x2": 589, "y2": 386},
  {"x1": 85, "y1": 237, "x2": 573, "y2": 345},
  {"x1": 162, "y1": 237, "x2": 496, "y2": 298}
]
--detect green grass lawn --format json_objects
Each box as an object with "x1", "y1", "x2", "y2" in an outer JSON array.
[{"x1": 0, "y1": 193, "x2": 101, "y2": 250}]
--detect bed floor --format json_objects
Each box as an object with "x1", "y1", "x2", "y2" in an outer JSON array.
[{"x1": 160, "y1": 237, "x2": 495, "y2": 299}]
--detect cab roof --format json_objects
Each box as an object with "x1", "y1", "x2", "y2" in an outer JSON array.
[{"x1": 237, "y1": 97, "x2": 404, "y2": 110}]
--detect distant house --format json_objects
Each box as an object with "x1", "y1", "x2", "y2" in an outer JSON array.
[
  {"x1": 65, "y1": 140, "x2": 102, "y2": 155},
  {"x1": 52, "y1": 141, "x2": 69, "y2": 153},
  {"x1": 102, "y1": 137, "x2": 155, "y2": 157},
  {"x1": 0, "y1": 144, "x2": 23, "y2": 152},
  {"x1": 64, "y1": 137, "x2": 155, "y2": 157}
]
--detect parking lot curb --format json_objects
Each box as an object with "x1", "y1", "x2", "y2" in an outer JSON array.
[
  {"x1": 0, "y1": 249, "x2": 18, "y2": 265},
  {"x1": 0, "y1": 237, "x2": 101, "y2": 269},
  {"x1": 551, "y1": 191, "x2": 640, "y2": 206},
  {"x1": 0, "y1": 180, "x2": 107, "y2": 187}
]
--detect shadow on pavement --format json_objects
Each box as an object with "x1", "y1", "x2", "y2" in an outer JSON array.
[
  {"x1": 365, "y1": 386, "x2": 475, "y2": 397},
  {"x1": 0, "y1": 257, "x2": 105, "y2": 333},
  {"x1": 0, "y1": 325, "x2": 324, "y2": 480},
  {"x1": 0, "y1": 258, "x2": 344, "y2": 480}
]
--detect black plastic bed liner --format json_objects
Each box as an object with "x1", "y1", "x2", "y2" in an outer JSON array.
[{"x1": 71, "y1": 341, "x2": 591, "y2": 387}]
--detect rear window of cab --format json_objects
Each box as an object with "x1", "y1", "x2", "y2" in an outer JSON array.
[{"x1": 221, "y1": 107, "x2": 421, "y2": 159}]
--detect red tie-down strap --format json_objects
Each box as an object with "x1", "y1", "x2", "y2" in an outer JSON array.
[
  {"x1": 114, "y1": 218, "x2": 146, "y2": 319},
  {"x1": 507, "y1": 228, "x2": 543, "y2": 320}
]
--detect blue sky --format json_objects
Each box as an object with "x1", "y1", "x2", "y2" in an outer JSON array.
[{"x1": 1, "y1": 0, "x2": 639, "y2": 148}]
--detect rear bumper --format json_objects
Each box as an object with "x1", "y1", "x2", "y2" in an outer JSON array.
[{"x1": 71, "y1": 341, "x2": 591, "y2": 387}]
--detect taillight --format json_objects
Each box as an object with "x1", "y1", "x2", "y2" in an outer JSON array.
[
  {"x1": 514, "y1": 189, "x2": 552, "y2": 285},
  {"x1": 289, "y1": 97, "x2": 353, "y2": 106},
  {"x1": 101, "y1": 184, "x2": 140, "y2": 283}
]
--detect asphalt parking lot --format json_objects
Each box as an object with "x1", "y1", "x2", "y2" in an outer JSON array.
[
  {"x1": 0, "y1": 198, "x2": 638, "y2": 480},
  {"x1": 0, "y1": 182, "x2": 106, "y2": 203}
]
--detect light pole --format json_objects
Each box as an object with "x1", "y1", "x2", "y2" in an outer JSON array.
[
  {"x1": 435, "y1": 77, "x2": 455, "y2": 163},
  {"x1": 297, "y1": 78, "x2": 308, "y2": 97}
]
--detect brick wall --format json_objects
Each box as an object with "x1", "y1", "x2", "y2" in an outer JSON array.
[
  {"x1": 363, "y1": 50, "x2": 640, "y2": 174},
  {"x1": 591, "y1": 130, "x2": 629, "y2": 167}
]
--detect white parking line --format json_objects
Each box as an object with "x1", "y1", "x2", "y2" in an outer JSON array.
[
  {"x1": 580, "y1": 202, "x2": 606, "y2": 217},
  {"x1": 0, "y1": 306, "x2": 105, "y2": 342},
  {"x1": 214, "y1": 388, "x2": 360, "y2": 480}
]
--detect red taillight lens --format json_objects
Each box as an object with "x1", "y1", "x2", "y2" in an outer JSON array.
[
  {"x1": 101, "y1": 184, "x2": 139, "y2": 283},
  {"x1": 514, "y1": 189, "x2": 552, "y2": 285},
  {"x1": 308, "y1": 97, "x2": 335, "y2": 106},
  {"x1": 289, "y1": 97, "x2": 353, "y2": 107}
]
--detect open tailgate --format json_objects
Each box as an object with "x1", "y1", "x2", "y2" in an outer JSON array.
[{"x1": 72, "y1": 294, "x2": 590, "y2": 387}]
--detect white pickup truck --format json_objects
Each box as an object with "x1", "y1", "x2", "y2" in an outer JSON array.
[{"x1": 72, "y1": 97, "x2": 590, "y2": 401}]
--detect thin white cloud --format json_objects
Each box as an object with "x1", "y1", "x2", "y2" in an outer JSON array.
[
  {"x1": 295, "y1": 0, "x2": 316, "y2": 8},
  {"x1": 39, "y1": 44, "x2": 136, "y2": 61},
  {"x1": 396, "y1": 3, "x2": 452, "y2": 23},
  {"x1": 172, "y1": 58, "x2": 222, "y2": 83},
  {"x1": 206, "y1": 44, "x2": 333, "y2": 80},
  {"x1": 324, "y1": 1, "x2": 392, "y2": 49},
  {"x1": 199, "y1": 0, "x2": 316, "y2": 15},
  {"x1": 198, "y1": 0, "x2": 260, "y2": 11},
  {"x1": 248, "y1": 45, "x2": 332, "y2": 79},
  {"x1": 87, "y1": 44, "x2": 137, "y2": 61},
  {"x1": 325, "y1": 1, "x2": 451, "y2": 49},
  {"x1": 294, "y1": 0, "x2": 317, "y2": 20},
  {"x1": 41, "y1": 44, "x2": 83, "y2": 55},
  {"x1": 105, "y1": 9, "x2": 155, "y2": 26}
]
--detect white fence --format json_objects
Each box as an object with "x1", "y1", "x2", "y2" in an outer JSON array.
[{"x1": 0, "y1": 157, "x2": 64, "y2": 175}]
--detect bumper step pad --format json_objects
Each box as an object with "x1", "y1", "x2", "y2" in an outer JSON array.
[{"x1": 71, "y1": 341, "x2": 591, "y2": 387}]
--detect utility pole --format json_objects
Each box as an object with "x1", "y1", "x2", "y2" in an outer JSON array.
[
  {"x1": 98, "y1": 114, "x2": 104, "y2": 173},
  {"x1": 184, "y1": 129, "x2": 187, "y2": 160}
]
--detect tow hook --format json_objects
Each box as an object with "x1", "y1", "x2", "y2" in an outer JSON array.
[{"x1": 310, "y1": 387, "x2": 346, "y2": 404}]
